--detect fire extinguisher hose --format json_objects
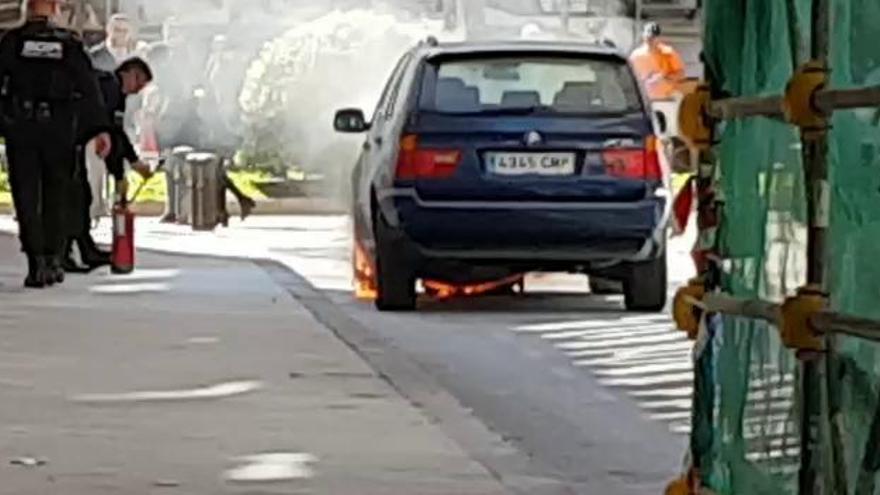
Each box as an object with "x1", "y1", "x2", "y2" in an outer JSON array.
[{"x1": 127, "y1": 158, "x2": 168, "y2": 206}]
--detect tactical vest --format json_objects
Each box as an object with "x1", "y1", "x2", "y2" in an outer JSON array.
[{"x1": 1, "y1": 24, "x2": 78, "y2": 128}]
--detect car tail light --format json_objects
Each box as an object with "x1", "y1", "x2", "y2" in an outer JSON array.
[
  {"x1": 602, "y1": 136, "x2": 662, "y2": 181},
  {"x1": 396, "y1": 134, "x2": 462, "y2": 180}
]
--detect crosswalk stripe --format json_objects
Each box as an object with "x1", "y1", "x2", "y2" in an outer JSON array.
[
  {"x1": 566, "y1": 340, "x2": 693, "y2": 358},
  {"x1": 631, "y1": 387, "x2": 693, "y2": 399},
  {"x1": 599, "y1": 372, "x2": 696, "y2": 388},
  {"x1": 639, "y1": 399, "x2": 693, "y2": 411},
  {"x1": 578, "y1": 353, "x2": 690, "y2": 368},
  {"x1": 540, "y1": 324, "x2": 674, "y2": 341},
  {"x1": 556, "y1": 332, "x2": 687, "y2": 351},
  {"x1": 592, "y1": 361, "x2": 693, "y2": 378},
  {"x1": 649, "y1": 410, "x2": 693, "y2": 421},
  {"x1": 516, "y1": 315, "x2": 668, "y2": 333}
]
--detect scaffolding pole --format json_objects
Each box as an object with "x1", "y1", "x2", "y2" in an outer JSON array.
[
  {"x1": 703, "y1": 85, "x2": 880, "y2": 122},
  {"x1": 799, "y1": 0, "x2": 830, "y2": 491}
]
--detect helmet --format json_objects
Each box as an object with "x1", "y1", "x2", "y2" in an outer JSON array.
[{"x1": 643, "y1": 22, "x2": 661, "y2": 39}]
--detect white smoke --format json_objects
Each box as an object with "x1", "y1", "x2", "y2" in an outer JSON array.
[
  {"x1": 136, "y1": 0, "x2": 638, "y2": 204},
  {"x1": 238, "y1": 8, "x2": 441, "y2": 201}
]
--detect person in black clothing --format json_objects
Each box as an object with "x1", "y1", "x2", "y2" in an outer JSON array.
[
  {"x1": 0, "y1": 0, "x2": 111, "y2": 288},
  {"x1": 65, "y1": 57, "x2": 153, "y2": 273}
]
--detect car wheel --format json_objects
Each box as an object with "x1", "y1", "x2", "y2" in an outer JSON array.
[
  {"x1": 623, "y1": 253, "x2": 668, "y2": 312},
  {"x1": 374, "y1": 214, "x2": 417, "y2": 312},
  {"x1": 589, "y1": 276, "x2": 622, "y2": 295}
]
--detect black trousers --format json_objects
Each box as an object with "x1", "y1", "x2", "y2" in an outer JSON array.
[
  {"x1": 68, "y1": 147, "x2": 93, "y2": 244},
  {"x1": 7, "y1": 139, "x2": 77, "y2": 257}
]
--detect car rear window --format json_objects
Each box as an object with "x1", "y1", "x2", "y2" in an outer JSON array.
[{"x1": 421, "y1": 55, "x2": 642, "y2": 115}]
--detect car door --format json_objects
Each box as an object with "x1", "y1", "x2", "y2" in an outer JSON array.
[{"x1": 357, "y1": 52, "x2": 414, "y2": 239}]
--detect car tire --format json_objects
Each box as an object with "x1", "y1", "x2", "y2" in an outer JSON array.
[
  {"x1": 623, "y1": 252, "x2": 668, "y2": 312},
  {"x1": 589, "y1": 276, "x2": 622, "y2": 295},
  {"x1": 374, "y1": 214, "x2": 417, "y2": 312}
]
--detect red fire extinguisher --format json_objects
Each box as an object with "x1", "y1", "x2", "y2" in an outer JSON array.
[
  {"x1": 111, "y1": 160, "x2": 165, "y2": 275},
  {"x1": 111, "y1": 200, "x2": 135, "y2": 274}
]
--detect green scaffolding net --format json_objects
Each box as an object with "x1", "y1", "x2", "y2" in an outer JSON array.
[{"x1": 694, "y1": 0, "x2": 880, "y2": 493}]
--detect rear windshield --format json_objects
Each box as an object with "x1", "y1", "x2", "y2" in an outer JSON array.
[{"x1": 421, "y1": 55, "x2": 642, "y2": 115}]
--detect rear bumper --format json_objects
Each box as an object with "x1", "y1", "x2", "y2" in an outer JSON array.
[{"x1": 382, "y1": 188, "x2": 668, "y2": 264}]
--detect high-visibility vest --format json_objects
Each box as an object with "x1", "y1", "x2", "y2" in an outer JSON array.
[{"x1": 630, "y1": 42, "x2": 686, "y2": 100}]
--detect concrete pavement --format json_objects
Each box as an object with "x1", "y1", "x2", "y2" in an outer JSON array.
[{"x1": 0, "y1": 234, "x2": 510, "y2": 494}]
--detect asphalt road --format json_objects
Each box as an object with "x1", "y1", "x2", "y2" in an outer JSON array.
[{"x1": 316, "y1": 238, "x2": 698, "y2": 494}]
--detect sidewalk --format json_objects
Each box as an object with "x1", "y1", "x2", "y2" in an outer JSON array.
[{"x1": 0, "y1": 235, "x2": 507, "y2": 494}]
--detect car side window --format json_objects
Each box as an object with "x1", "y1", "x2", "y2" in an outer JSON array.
[
  {"x1": 371, "y1": 54, "x2": 411, "y2": 124},
  {"x1": 383, "y1": 54, "x2": 413, "y2": 120}
]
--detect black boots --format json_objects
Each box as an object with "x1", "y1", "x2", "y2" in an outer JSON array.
[
  {"x1": 24, "y1": 255, "x2": 45, "y2": 288},
  {"x1": 24, "y1": 255, "x2": 66, "y2": 289},
  {"x1": 47, "y1": 256, "x2": 65, "y2": 285},
  {"x1": 79, "y1": 236, "x2": 111, "y2": 268},
  {"x1": 62, "y1": 237, "x2": 111, "y2": 273},
  {"x1": 24, "y1": 255, "x2": 52, "y2": 289}
]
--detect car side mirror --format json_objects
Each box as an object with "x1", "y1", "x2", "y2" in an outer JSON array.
[
  {"x1": 334, "y1": 108, "x2": 370, "y2": 133},
  {"x1": 654, "y1": 110, "x2": 669, "y2": 135}
]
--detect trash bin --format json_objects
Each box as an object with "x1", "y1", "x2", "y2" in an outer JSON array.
[
  {"x1": 164, "y1": 145, "x2": 193, "y2": 223},
  {"x1": 187, "y1": 152, "x2": 222, "y2": 231}
]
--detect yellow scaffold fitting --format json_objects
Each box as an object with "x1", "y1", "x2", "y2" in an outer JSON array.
[
  {"x1": 678, "y1": 83, "x2": 713, "y2": 152},
  {"x1": 673, "y1": 278, "x2": 705, "y2": 340},
  {"x1": 780, "y1": 285, "x2": 827, "y2": 352},
  {"x1": 665, "y1": 469, "x2": 701, "y2": 495},
  {"x1": 665, "y1": 475, "x2": 691, "y2": 495},
  {"x1": 784, "y1": 61, "x2": 829, "y2": 138}
]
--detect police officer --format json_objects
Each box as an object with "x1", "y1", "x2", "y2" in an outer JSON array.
[{"x1": 0, "y1": 0, "x2": 111, "y2": 288}]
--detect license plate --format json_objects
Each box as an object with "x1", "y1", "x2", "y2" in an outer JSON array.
[{"x1": 485, "y1": 152, "x2": 576, "y2": 176}]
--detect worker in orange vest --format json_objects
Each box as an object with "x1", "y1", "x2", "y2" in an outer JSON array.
[{"x1": 630, "y1": 22, "x2": 686, "y2": 101}]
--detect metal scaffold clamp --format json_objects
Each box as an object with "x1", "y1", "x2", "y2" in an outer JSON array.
[
  {"x1": 678, "y1": 83, "x2": 714, "y2": 152},
  {"x1": 780, "y1": 285, "x2": 827, "y2": 353},
  {"x1": 784, "y1": 61, "x2": 830, "y2": 139},
  {"x1": 665, "y1": 468, "x2": 702, "y2": 495},
  {"x1": 673, "y1": 277, "x2": 706, "y2": 340}
]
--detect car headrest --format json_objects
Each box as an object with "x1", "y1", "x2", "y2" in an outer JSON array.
[
  {"x1": 501, "y1": 90, "x2": 541, "y2": 108},
  {"x1": 554, "y1": 82, "x2": 597, "y2": 107},
  {"x1": 436, "y1": 77, "x2": 480, "y2": 112}
]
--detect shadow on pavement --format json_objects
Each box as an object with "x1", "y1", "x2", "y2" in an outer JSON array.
[{"x1": 330, "y1": 289, "x2": 630, "y2": 315}]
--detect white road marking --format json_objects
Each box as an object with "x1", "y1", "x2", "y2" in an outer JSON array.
[
  {"x1": 566, "y1": 340, "x2": 693, "y2": 358},
  {"x1": 97, "y1": 269, "x2": 180, "y2": 281},
  {"x1": 516, "y1": 315, "x2": 667, "y2": 333},
  {"x1": 540, "y1": 324, "x2": 673, "y2": 341},
  {"x1": 630, "y1": 387, "x2": 694, "y2": 399},
  {"x1": 592, "y1": 361, "x2": 694, "y2": 378},
  {"x1": 70, "y1": 380, "x2": 263, "y2": 403},
  {"x1": 556, "y1": 332, "x2": 686, "y2": 351},
  {"x1": 577, "y1": 352, "x2": 691, "y2": 368},
  {"x1": 90, "y1": 283, "x2": 170, "y2": 295},
  {"x1": 224, "y1": 453, "x2": 317, "y2": 483},
  {"x1": 598, "y1": 372, "x2": 696, "y2": 388}
]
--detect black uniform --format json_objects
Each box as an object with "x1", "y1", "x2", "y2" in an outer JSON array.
[
  {"x1": 67, "y1": 70, "x2": 137, "y2": 267},
  {"x1": 0, "y1": 17, "x2": 109, "y2": 286}
]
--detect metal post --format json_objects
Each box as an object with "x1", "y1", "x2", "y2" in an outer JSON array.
[{"x1": 799, "y1": 0, "x2": 833, "y2": 493}]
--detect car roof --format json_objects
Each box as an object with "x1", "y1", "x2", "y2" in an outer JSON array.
[{"x1": 416, "y1": 40, "x2": 626, "y2": 61}]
